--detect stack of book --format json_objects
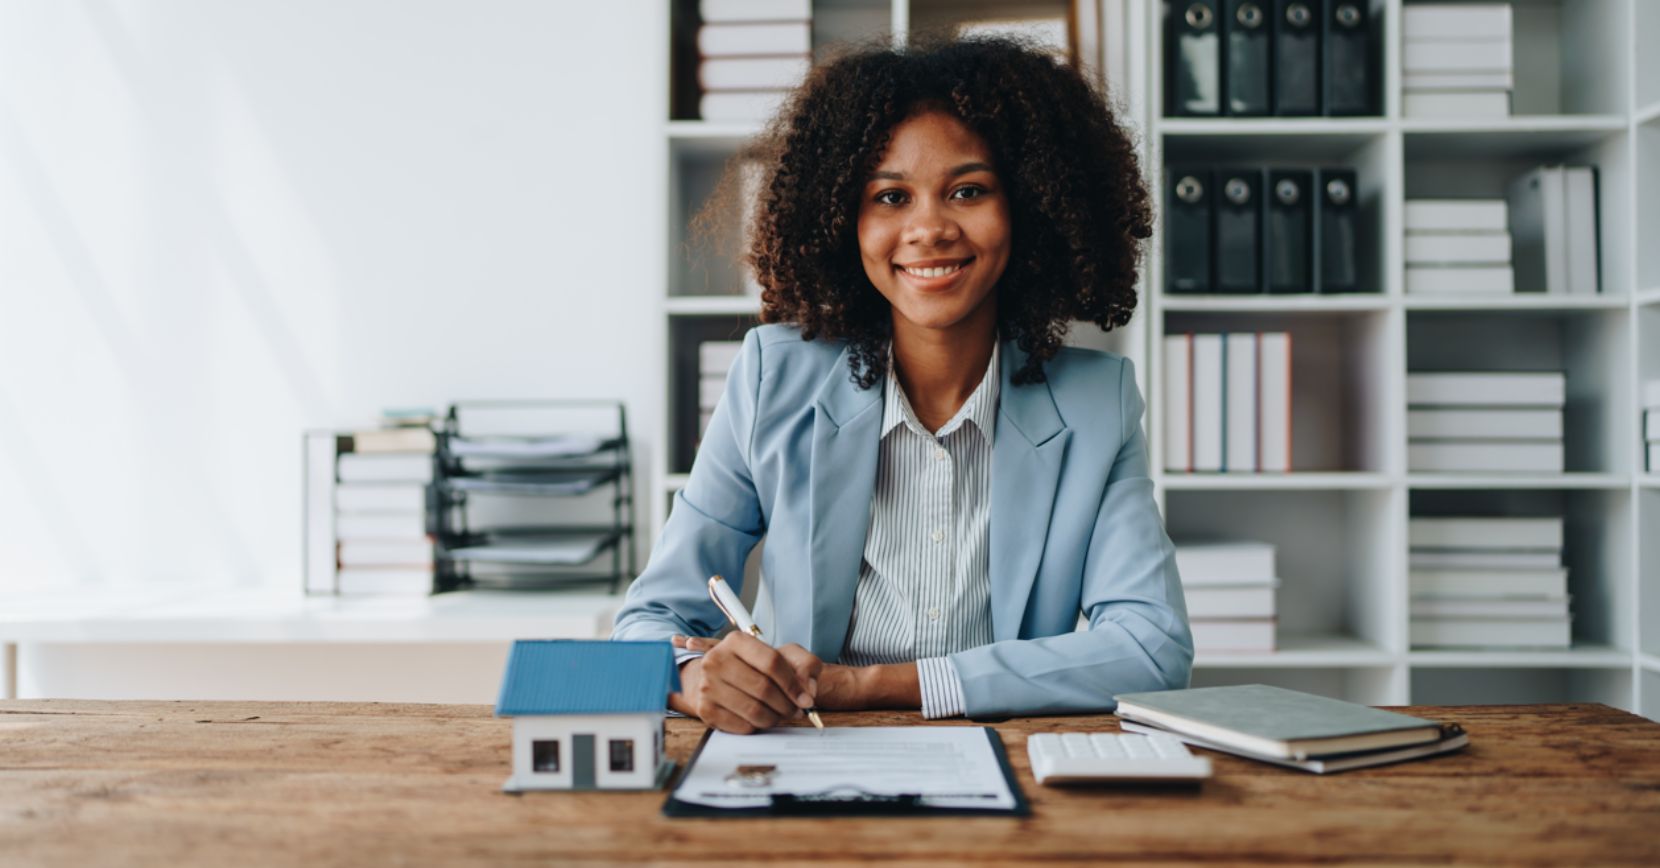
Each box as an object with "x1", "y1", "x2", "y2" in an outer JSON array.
[
  {"x1": 1644, "y1": 379, "x2": 1660, "y2": 473},
  {"x1": 1407, "y1": 372, "x2": 1565, "y2": 473},
  {"x1": 1173, "y1": 542, "x2": 1278, "y2": 653},
  {"x1": 696, "y1": 0, "x2": 811, "y2": 122},
  {"x1": 1162, "y1": 332, "x2": 1292, "y2": 474},
  {"x1": 1403, "y1": 199, "x2": 1512, "y2": 295},
  {"x1": 305, "y1": 424, "x2": 436, "y2": 596},
  {"x1": 1116, "y1": 685, "x2": 1469, "y2": 774},
  {"x1": 1409, "y1": 517, "x2": 1570, "y2": 649},
  {"x1": 698, "y1": 340, "x2": 743, "y2": 443},
  {"x1": 1506, "y1": 165, "x2": 1602, "y2": 295},
  {"x1": 1401, "y1": 3, "x2": 1512, "y2": 119}
]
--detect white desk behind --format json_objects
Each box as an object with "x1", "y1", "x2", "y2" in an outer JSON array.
[{"x1": 0, "y1": 588, "x2": 620, "y2": 701}]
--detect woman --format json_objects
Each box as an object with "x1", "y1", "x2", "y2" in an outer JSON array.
[{"x1": 613, "y1": 36, "x2": 1192, "y2": 733}]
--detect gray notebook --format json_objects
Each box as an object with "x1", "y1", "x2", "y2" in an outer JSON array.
[{"x1": 1114, "y1": 684, "x2": 1444, "y2": 760}]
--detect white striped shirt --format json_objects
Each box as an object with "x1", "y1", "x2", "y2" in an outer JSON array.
[{"x1": 840, "y1": 345, "x2": 999, "y2": 719}]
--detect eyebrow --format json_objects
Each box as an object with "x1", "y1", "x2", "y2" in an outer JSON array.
[{"x1": 868, "y1": 161, "x2": 995, "y2": 182}]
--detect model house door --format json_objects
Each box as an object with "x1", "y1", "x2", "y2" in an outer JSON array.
[{"x1": 572, "y1": 734, "x2": 596, "y2": 788}]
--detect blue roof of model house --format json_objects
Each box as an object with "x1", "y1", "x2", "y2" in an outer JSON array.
[{"x1": 496, "y1": 640, "x2": 681, "y2": 716}]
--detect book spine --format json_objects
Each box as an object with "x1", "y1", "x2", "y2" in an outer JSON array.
[
  {"x1": 1404, "y1": 199, "x2": 1508, "y2": 233},
  {"x1": 1401, "y1": 5, "x2": 1511, "y2": 40},
  {"x1": 1258, "y1": 332, "x2": 1291, "y2": 472},
  {"x1": 1225, "y1": 332, "x2": 1257, "y2": 472},
  {"x1": 1193, "y1": 335, "x2": 1224, "y2": 472},
  {"x1": 1163, "y1": 334, "x2": 1193, "y2": 473},
  {"x1": 1402, "y1": 39, "x2": 1512, "y2": 73},
  {"x1": 1406, "y1": 373, "x2": 1565, "y2": 406},
  {"x1": 1402, "y1": 90, "x2": 1510, "y2": 119},
  {"x1": 1407, "y1": 441, "x2": 1564, "y2": 473},
  {"x1": 1403, "y1": 232, "x2": 1512, "y2": 265},
  {"x1": 1404, "y1": 265, "x2": 1515, "y2": 294}
]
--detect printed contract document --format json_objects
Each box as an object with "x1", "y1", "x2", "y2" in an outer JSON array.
[{"x1": 670, "y1": 726, "x2": 1020, "y2": 812}]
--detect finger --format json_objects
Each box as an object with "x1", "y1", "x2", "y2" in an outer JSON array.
[
  {"x1": 713, "y1": 655, "x2": 801, "y2": 720},
  {"x1": 671, "y1": 635, "x2": 688, "y2": 648},
  {"x1": 726, "y1": 634, "x2": 811, "y2": 708},
  {"x1": 685, "y1": 636, "x2": 716, "y2": 652},
  {"x1": 777, "y1": 644, "x2": 825, "y2": 698},
  {"x1": 706, "y1": 681, "x2": 783, "y2": 731},
  {"x1": 700, "y1": 703, "x2": 755, "y2": 735}
]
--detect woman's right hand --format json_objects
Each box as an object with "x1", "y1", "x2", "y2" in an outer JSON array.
[{"x1": 669, "y1": 633, "x2": 821, "y2": 734}]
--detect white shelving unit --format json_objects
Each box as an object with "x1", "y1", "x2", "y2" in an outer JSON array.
[{"x1": 658, "y1": 0, "x2": 1659, "y2": 716}]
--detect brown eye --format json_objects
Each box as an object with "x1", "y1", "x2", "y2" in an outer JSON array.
[
  {"x1": 952, "y1": 184, "x2": 987, "y2": 200},
  {"x1": 874, "y1": 189, "x2": 907, "y2": 206}
]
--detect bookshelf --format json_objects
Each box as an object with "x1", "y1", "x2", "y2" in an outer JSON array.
[{"x1": 658, "y1": 0, "x2": 1660, "y2": 716}]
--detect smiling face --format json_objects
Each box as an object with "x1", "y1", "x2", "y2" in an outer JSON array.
[{"x1": 857, "y1": 109, "x2": 1012, "y2": 341}]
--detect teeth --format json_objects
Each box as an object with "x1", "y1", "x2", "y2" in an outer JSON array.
[{"x1": 902, "y1": 263, "x2": 964, "y2": 278}]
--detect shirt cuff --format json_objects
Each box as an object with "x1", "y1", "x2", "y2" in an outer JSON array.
[
  {"x1": 917, "y1": 657, "x2": 967, "y2": 719},
  {"x1": 674, "y1": 648, "x2": 706, "y2": 668}
]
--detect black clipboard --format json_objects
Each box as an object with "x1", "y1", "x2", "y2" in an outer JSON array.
[{"x1": 662, "y1": 727, "x2": 1030, "y2": 818}]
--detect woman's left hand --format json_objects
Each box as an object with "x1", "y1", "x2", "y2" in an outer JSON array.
[{"x1": 673, "y1": 635, "x2": 864, "y2": 710}]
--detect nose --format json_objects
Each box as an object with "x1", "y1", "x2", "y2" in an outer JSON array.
[{"x1": 901, "y1": 198, "x2": 961, "y2": 246}]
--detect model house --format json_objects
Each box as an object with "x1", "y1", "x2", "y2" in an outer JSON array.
[{"x1": 496, "y1": 639, "x2": 680, "y2": 792}]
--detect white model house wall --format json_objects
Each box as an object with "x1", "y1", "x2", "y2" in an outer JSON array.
[{"x1": 510, "y1": 713, "x2": 662, "y2": 790}]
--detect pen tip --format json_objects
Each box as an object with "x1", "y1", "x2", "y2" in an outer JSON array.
[{"x1": 808, "y1": 710, "x2": 824, "y2": 730}]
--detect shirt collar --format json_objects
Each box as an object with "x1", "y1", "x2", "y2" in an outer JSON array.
[{"x1": 881, "y1": 341, "x2": 1000, "y2": 444}]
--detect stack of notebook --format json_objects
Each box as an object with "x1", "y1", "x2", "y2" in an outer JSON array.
[
  {"x1": 1403, "y1": 199, "x2": 1512, "y2": 295},
  {"x1": 1115, "y1": 684, "x2": 1469, "y2": 774},
  {"x1": 1401, "y1": 3, "x2": 1512, "y2": 119},
  {"x1": 1409, "y1": 517, "x2": 1571, "y2": 649},
  {"x1": 1172, "y1": 542, "x2": 1278, "y2": 653},
  {"x1": 696, "y1": 0, "x2": 812, "y2": 122},
  {"x1": 1406, "y1": 372, "x2": 1565, "y2": 473}
]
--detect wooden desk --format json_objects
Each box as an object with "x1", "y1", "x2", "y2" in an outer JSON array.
[{"x1": 3, "y1": 700, "x2": 1657, "y2": 866}]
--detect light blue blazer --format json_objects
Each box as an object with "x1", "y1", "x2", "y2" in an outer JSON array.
[{"x1": 613, "y1": 324, "x2": 1192, "y2": 717}]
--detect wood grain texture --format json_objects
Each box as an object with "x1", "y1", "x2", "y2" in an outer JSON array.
[{"x1": 2, "y1": 700, "x2": 1657, "y2": 866}]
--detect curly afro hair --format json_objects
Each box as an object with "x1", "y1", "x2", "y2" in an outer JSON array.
[{"x1": 734, "y1": 35, "x2": 1153, "y2": 389}]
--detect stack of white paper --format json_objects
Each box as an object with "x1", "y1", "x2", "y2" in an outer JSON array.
[
  {"x1": 1162, "y1": 332, "x2": 1291, "y2": 474},
  {"x1": 1406, "y1": 372, "x2": 1565, "y2": 473},
  {"x1": 1403, "y1": 199, "x2": 1513, "y2": 295},
  {"x1": 697, "y1": 0, "x2": 812, "y2": 121},
  {"x1": 1401, "y1": 4, "x2": 1512, "y2": 119},
  {"x1": 1173, "y1": 542, "x2": 1278, "y2": 653},
  {"x1": 1409, "y1": 517, "x2": 1570, "y2": 649}
]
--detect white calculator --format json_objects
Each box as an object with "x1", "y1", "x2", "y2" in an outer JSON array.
[{"x1": 1027, "y1": 731, "x2": 1213, "y2": 785}]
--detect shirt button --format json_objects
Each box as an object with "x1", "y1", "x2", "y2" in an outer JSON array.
[
  {"x1": 930, "y1": 529, "x2": 944, "y2": 543},
  {"x1": 934, "y1": 447, "x2": 948, "y2": 461},
  {"x1": 927, "y1": 607, "x2": 941, "y2": 621}
]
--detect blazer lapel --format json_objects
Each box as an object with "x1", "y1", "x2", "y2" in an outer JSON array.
[
  {"x1": 990, "y1": 341, "x2": 1070, "y2": 641},
  {"x1": 805, "y1": 347, "x2": 882, "y2": 660}
]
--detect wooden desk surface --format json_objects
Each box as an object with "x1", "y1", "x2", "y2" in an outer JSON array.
[{"x1": 3, "y1": 700, "x2": 1657, "y2": 866}]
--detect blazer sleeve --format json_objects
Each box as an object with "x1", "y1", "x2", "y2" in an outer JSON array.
[
  {"x1": 611, "y1": 329, "x2": 767, "y2": 644},
  {"x1": 947, "y1": 358, "x2": 1194, "y2": 717}
]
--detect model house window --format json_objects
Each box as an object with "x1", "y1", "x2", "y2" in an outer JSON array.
[
  {"x1": 609, "y1": 738, "x2": 634, "y2": 772},
  {"x1": 532, "y1": 739, "x2": 560, "y2": 773}
]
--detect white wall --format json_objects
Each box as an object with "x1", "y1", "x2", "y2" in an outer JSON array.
[{"x1": 0, "y1": 1, "x2": 666, "y2": 592}]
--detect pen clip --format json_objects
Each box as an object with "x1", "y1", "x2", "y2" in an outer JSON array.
[{"x1": 706, "y1": 575, "x2": 763, "y2": 638}]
